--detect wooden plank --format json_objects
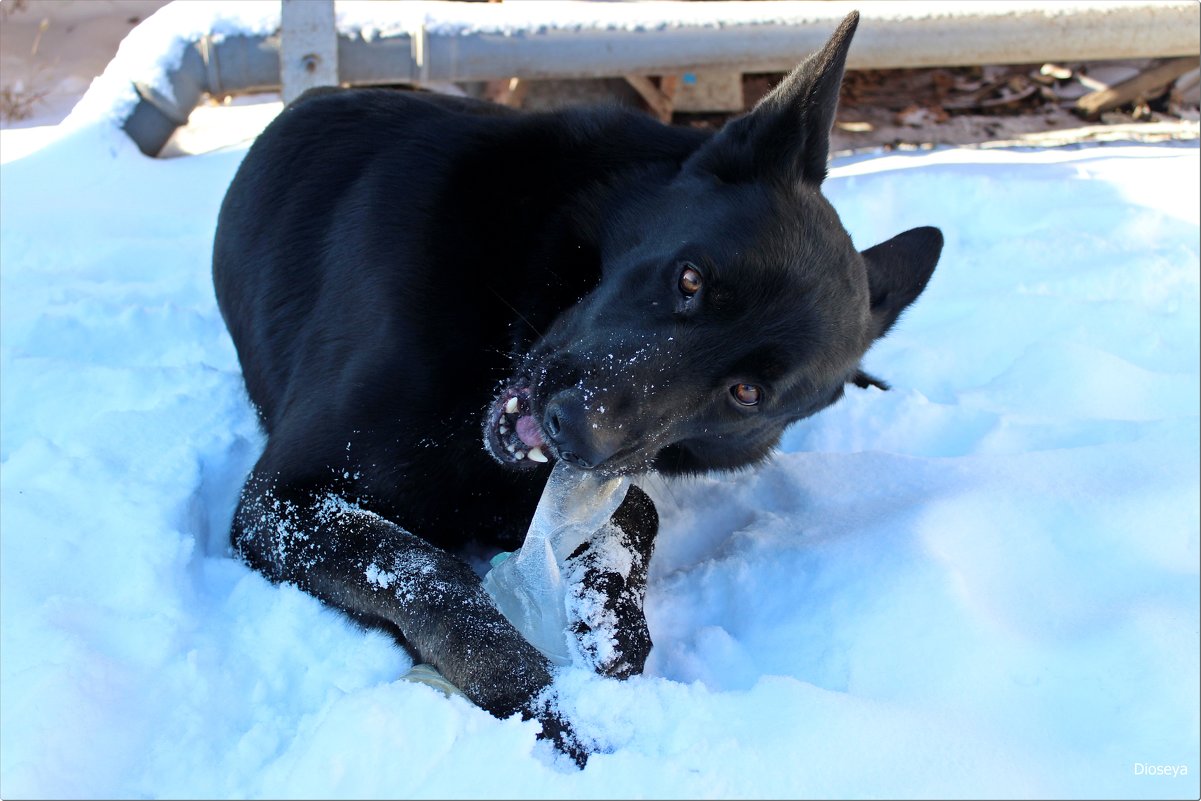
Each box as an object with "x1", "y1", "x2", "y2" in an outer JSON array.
[
  {"x1": 280, "y1": 0, "x2": 339, "y2": 106},
  {"x1": 659, "y1": 75, "x2": 680, "y2": 101},
  {"x1": 624, "y1": 75, "x2": 675, "y2": 123},
  {"x1": 1076, "y1": 56, "x2": 1198, "y2": 118},
  {"x1": 671, "y1": 70, "x2": 744, "y2": 113}
]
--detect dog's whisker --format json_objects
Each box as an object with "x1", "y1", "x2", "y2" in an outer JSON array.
[{"x1": 489, "y1": 289, "x2": 544, "y2": 340}]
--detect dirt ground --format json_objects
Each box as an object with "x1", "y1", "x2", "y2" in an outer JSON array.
[
  {"x1": 0, "y1": 0, "x2": 165, "y2": 126},
  {"x1": 1, "y1": 0, "x2": 1198, "y2": 157}
]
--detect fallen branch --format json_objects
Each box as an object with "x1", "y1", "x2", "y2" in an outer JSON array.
[{"x1": 1076, "y1": 56, "x2": 1199, "y2": 118}]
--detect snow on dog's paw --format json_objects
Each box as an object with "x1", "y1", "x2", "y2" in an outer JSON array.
[{"x1": 563, "y1": 485, "x2": 657, "y2": 679}]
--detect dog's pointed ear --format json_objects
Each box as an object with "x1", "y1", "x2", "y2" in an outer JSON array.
[
  {"x1": 686, "y1": 11, "x2": 858, "y2": 185},
  {"x1": 862, "y1": 226, "x2": 943, "y2": 339}
]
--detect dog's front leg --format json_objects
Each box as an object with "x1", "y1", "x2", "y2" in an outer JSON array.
[{"x1": 231, "y1": 473, "x2": 586, "y2": 765}]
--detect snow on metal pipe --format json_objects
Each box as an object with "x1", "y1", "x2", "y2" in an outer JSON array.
[
  {"x1": 119, "y1": 0, "x2": 1200, "y2": 156},
  {"x1": 384, "y1": 0, "x2": 1201, "y2": 81}
]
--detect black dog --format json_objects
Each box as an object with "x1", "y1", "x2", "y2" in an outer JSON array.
[{"x1": 213, "y1": 11, "x2": 941, "y2": 763}]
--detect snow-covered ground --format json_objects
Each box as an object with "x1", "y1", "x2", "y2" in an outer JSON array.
[{"x1": 2, "y1": 29, "x2": 1199, "y2": 801}]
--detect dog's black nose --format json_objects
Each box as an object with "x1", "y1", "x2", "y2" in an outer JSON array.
[{"x1": 543, "y1": 389, "x2": 622, "y2": 469}]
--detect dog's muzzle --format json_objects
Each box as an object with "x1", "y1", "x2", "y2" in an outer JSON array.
[{"x1": 541, "y1": 387, "x2": 627, "y2": 470}]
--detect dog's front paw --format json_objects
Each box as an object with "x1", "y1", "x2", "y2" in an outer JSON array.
[
  {"x1": 523, "y1": 690, "x2": 590, "y2": 768},
  {"x1": 563, "y1": 485, "x2": 658, "y2": 679},
  {"x1": 566, "y1": 551, "x2": 652, "y2": 679}
]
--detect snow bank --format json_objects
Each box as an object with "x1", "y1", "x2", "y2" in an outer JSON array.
[
  {"x1": 0, "y1": 103, "x2": 1196, "y2": 798},
  {"x1": 61, "y1": 1, "x2": 278, "y2": 136}
]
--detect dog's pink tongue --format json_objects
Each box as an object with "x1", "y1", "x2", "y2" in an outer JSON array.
[{"x1": 515, "y1": 415, "x2": 544, "y2": 448}]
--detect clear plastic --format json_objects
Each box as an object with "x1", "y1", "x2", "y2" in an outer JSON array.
[{"x1": 482, "y1": 461, "x2": 631, "y2": 665}]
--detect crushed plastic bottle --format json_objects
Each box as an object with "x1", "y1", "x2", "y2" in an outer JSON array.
[{"x1": 483, "y1": 460, "x2": 631, "y2": 665}]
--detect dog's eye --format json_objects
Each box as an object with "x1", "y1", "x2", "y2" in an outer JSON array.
[
  {"x1": 731, "y1": 383, "x2": 761, "y2": 406},
  {"x1": 678, "y1": 264, "x2": 702, "y2": 297}
]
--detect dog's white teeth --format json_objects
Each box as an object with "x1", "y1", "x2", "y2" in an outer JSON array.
[
  {"x1": 504, "y1": 397, "x2": 519, "y2": 414},
  {"x1": 499, "y1": 424, "x2": 508, "y2": 434},
  {"x1": 527, "y1": 446, "x2": 548, "y2": 463},
  {"x1": 506, "y1": 443, "x2": 517, "y2": 453},
  {"x1": 514, "y1": 450, "x2": 526, "y2": 460}
]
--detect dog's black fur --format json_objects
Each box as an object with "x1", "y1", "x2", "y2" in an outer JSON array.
[{"x1": 213, "y1": 12, "x2": 941, "y2": 763}]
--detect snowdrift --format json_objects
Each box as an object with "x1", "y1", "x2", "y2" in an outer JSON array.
[{"x1": 1, "y1": 25, "x2": 1197, "y2": 797}]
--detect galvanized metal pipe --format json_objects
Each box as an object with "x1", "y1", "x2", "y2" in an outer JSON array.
[{"x1": 121, "y1": 0, "x2": 1201, "y2": 156}]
